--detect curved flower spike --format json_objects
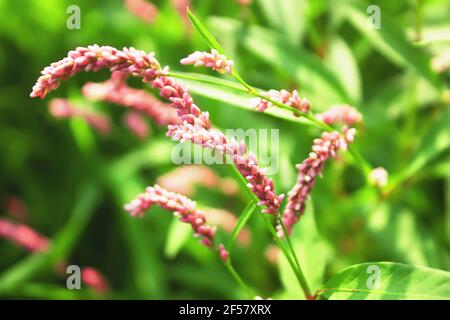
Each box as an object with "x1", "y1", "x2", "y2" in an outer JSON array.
[
  {"x1": 181, "y1": 49, "x2": 234, "y2": 74},
  {"x1": 278, "y1": 127, "x2": 356, "y2": 237},
  {"x1": 252, "y1": 89, "x2": 311, "y2": 114},
  {"x1": 31, "y1": 45, "x2": 161, "y2": 99},
  {"x1": 124, "y1": 184, "x2": 217, "y2": 247}
]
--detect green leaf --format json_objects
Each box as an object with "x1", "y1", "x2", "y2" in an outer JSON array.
[
  {"x1": 368, "y1": 203, "x2": 441, "y2": 268},
  {"x1": 187, "y1": 8, "x2": 225, "y2": 54},
  {"x1": 229, "y1": 201, "x2": 257, "y2": 246},
  {"x1": 325, "y1": 37, "x2": 362, "y2": 104},
  {"x1": 345, "y1": 4, "x2": 441, "y2": 88},
  {"x1": 319, "y1": 262, "x2": 450, "y2": 300},
  {"x1": 277, "y1": 201, "x2": 331, "y2": 299},
  {"x1": 164, "y1": 218, "x2": 192, "y2": 259},
  {"x1": 257, "y1": 0, "x2": 307, "y2": 45},
  {"x1": 208, "y1": 17, "x2": 352, "y2": 106}
]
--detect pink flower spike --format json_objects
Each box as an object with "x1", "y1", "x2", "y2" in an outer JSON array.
[
  {"x1": 181, "y1": 49, "x2": 234, "y2": 74},
  {"x1": 0, "y1": 219, "x2": 49, "y2": 252},
  {"x1": 124, "y1": 185, "x2": 216, "y2": 247},
  {"x1": 316, "y1": 104, "x2": 363, "y2": 126},
  {"x1": 278, "y1": 127, "x2": 356, "y2": 237},
  {"x1": 252, "y1": 89, "x2": 311, "y2": 114},
  {"x1": 31, "y1": 45, "x2": 161, "y2": 99}
]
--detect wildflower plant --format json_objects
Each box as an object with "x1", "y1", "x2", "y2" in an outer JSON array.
[{"x1": 5, "y1": 1, "x2": 447, "y2": 301}]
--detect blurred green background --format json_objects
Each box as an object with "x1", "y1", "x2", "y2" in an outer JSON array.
[{"x1": 0, "y1": 0, "x2": 449, "y2": 299}]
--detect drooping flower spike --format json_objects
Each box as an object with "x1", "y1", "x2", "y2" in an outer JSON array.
[
  {"x1": 181, "y1": 49, "x2": 234, "y2": 74},
  {"x1": 252, "y1": 89, "x2": 311, "y2": 114},
  {"x1": 278, "y1": 127, "x2": 356, "y2": 237},
  {"x1": 315, "y1": 104, "x2": 363, "y2": 126},
  {"x1": 31, "y1": 45, "x2": 161, "y2": 99},
  {"x1": 124, "y1": 184, "x2": 217, "y2": 247}
]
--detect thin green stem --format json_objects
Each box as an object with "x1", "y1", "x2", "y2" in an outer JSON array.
[{"x1": 277, "y1": 216, "x2": 312, "y2": 298}]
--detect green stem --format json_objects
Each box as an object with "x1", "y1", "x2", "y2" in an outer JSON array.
[{"x1": 277, "y1": 216, "x2": 312, "y2": 298}]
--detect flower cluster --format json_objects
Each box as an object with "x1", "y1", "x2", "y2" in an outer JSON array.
[
  {"x1": 49, "y1": 98, "x2": 111, "y2": 134},
  {"x1": 31, "y1": 45, "x2": 161, "y2": 99},
  {"x1": 124, "y1": 184, "x2": 217, "y2": 247},
  {"x1": 252, "y1": 89, "x2": 311, "y2": 113},
  {"x1": 31, "y1": 45, "x2": 282, "y2": 218},
  {"x1": 278, "y1": 127, "x2": 356, "y2": 236},
  {"x1": 316, "y1": 104, "x2": 363, "y2": 126},
  {"x1": 181, "y1": 49, "x2": 234, "y2": 74},
  {"x1": 81, "y1": 267, "x2": 109, "y2": 293}
]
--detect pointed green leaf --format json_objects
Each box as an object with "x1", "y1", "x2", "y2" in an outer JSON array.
[
  {"x1": 187, "y1": 8, "x2": 225, "y2": 54},
  {"x1": 229, "y1": 202, "x2": 257, "y2": 246},
  {"x1": 319, "y1": 262, "x2": 450, "y2": 300}
]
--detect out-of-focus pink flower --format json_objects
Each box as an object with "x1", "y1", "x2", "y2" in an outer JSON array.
[
  {"x1": 30, "y1": 45, "x2": 161, "y2": 99},
  {"x1": 431, "y1": 51, "x2": 450, "y2": 73},
  {"x1": 219, "y1": 244, "x2": 229, "y2": 261},
  {"x1": 4, "y1": 195, "x2": 28, "y2": 222},
  {"x1": 252, "y1": 89, "x2": 311, "y2": 113},
  {"x1": 265, "y1": 244, "x2": 279, "y2": 265},
  {"x1": 181, "y1": 49, "x2": 234, "y2": 74},
  {"x1": 123, "y1": 111, "x2": 150, "y2": 139},
  {"x1": 171, "y1": 0, "x2": 191, "y2": 30},
  {"x1": 237, "y1": 0, "x2": 253, "y2": 5},
  {"x1": 204, "y1": 208, "x2": 250, "y2": 245},
  {"x1": 369, "y1": 167, "x2": 388, "y2": 188},
  {"x1": 48, "y1": 98, "x2": 111, "y2": 135},
  {"x1": 0, "y1": 219, "x2": 49, "y2": 252},
  {"x1": 316, "y1": 104, "x2": 363, "y2": 126},
  {"x1": 124, "y1": 185, "x2": 217, "y2": 247},
  {"x1": 278, "y1": 127, "x2": 356, "y2": 237},
  {"x1": 82, "y1": 72, "x2": 179, "y2": 126},
  {"x1": 157, "y1": 165, "x2": 237, "y2": 197},
  {"x1": 81, "y1": 267, "x2": 109, "y2": 294},
  {"x1": 125, "y1": 0, "x2": 158, "y2": 24}
]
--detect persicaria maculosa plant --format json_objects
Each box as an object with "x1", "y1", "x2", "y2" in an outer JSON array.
[{"x1": 29, "y1": 9, "x2": 448, "y2": 300}]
